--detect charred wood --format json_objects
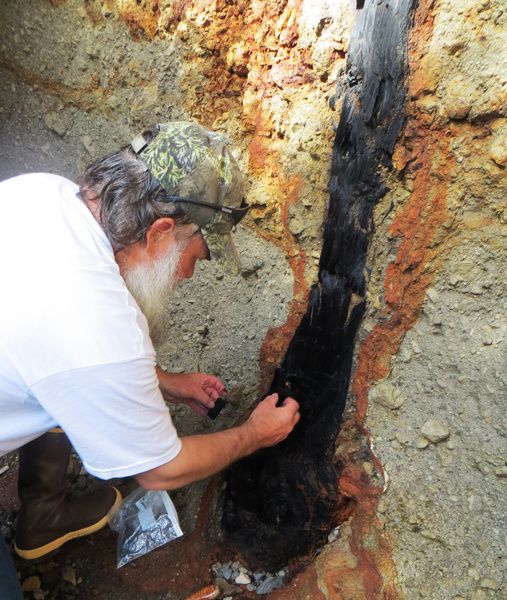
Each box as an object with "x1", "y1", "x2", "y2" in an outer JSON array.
[{"x1": 223, "y1": 0, "x2": 417, "y2": 568}]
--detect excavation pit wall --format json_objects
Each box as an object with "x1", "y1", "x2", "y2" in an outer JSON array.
[{"x1": 0, "y1": 1, "x2": 505, "y2": 599}]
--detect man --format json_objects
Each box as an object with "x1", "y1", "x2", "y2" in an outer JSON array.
[{"x1": 0, "y1": 121, "x2": 300, "y2": 597}]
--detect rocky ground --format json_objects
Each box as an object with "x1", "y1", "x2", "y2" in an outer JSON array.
[{"x1": 366, "y1": 247, "x2": 506, "y2": 599}]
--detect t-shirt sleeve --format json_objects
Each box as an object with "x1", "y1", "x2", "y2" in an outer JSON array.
[{"x1": 29, "y1": 358, "x2": 182, "y2": 479}]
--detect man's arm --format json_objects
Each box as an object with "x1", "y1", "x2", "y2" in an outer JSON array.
[{"x1": 135, "y1": 394, "x2": 299, "y2": 490}]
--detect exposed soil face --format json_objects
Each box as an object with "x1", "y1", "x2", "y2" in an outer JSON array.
[{"x1": 1, "y1": 0, "x2": 506, "y2": 599}]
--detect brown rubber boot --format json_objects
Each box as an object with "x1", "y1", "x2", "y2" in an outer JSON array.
[{"x1": 14, "y1": 428, "x2": 122, "y2": 561}]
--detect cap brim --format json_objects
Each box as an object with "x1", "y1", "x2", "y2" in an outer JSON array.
[{"x1": 202, "y1": 230, "x2": 242, "y2": 275}]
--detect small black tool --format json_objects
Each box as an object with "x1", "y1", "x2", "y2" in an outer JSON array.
[{"x1": 207, "y1": 397, "x2": 226, "y2": 420}]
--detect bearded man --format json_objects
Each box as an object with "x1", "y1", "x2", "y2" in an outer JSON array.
[{"x1": 0, "y1": 122, "x2": 300, "y2": 598}]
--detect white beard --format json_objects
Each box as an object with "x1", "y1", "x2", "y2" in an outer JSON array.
[{"x1": 123, "y1": 240, "x2": 185, "y2": 348}]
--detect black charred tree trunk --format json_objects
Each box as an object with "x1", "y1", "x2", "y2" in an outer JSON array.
[{"x1": 223, "y1": 0, "x2": 417, "y2": 568}]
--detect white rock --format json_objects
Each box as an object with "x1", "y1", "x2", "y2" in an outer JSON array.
[
  {"x1": 420, "y1": 419, "x2": 450, "y2": 443},
  {"x1": 327, "y1": 527, "x2": 340, "y2": 542},
  {"x1": 369, "y1": 382, "x2": 405, "y2": 410},
  {"x1": 235, "y1": 573, "x2": 251, "y2": 585},
  {"x1": 411, "y1": 340, "x2": 422, "y2": 354}
]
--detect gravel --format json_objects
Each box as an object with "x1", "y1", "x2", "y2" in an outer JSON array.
[{"x1": 212, "y1": 561, "x2": 287, "y2": 596}]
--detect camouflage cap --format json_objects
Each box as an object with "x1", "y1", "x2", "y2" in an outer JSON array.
[{"x1": 131, "y1": 121, "x2": 247, "y2": 274}]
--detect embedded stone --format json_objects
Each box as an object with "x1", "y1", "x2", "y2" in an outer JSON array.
[
  {"x1": 490, "y1": 134, "x2": 507, "y2": 166},
  {"x1": 420, "y1": 419, "x2": 450, "y2": 443},
  {"x1": 44, "y1": 111, "x2": 69, "y2": 137},
  {"x1": 256, "y1": 575, "x2": 283, "y2": 595},
  {"x1": 234, "y1": 573, "x2": 251, "y2": 585},
  {"x1": 480, "y1": 578, "x2": 500, "y2": 591},
  {"x1": 369, "y1": 382, "x2": 405, "y2": 410}
]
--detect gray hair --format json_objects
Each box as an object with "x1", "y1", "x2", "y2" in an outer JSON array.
[{"x1": 77, "y1": 126, "x2": 191, "y2": 251}]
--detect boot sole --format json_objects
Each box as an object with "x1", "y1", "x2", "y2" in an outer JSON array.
[{"x1": 14, "y1": 487, "x2": 122, "y2": 561}]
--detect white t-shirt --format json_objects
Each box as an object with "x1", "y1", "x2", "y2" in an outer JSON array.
[{"x1": 0, "y1": 173, "x2": 182, "y2": 479}]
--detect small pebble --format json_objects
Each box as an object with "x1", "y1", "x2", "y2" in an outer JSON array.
[
  {"x1": 494, "y1": 466, "x2": 507, "y2": 477},
  {"x1": 420, "y1": 419, "x2": 450, "y2": 443},
  {"x1": 479, "y1": 577, "x2": 500, "y2": 590},
  {"x1": 257, "y1": 575, "x2": 283, "y2": 595},
  {"x1": 369, "y1": 381, "x2": 405, "y2": 410},
  {"x1": 327, "y1": 526, "x2": 340, "y2": 542},
  {"x1": 426, "y1": 288, "x2": 439, "y2": 302},
  {"x1": 416, "y1": 436, "x2": 430, "y2": 449},
  {"x1": 235, "y1": 573, "x2": 251, "y2": 585}
]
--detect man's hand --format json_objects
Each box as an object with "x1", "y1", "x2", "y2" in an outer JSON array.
[
  {"x1": 156, "y1": 368, "x2": 226, "y2": 416},
  {"x1": 246, "y1": 393, "x2": 300, "y2": 448},
  {"x1": 136, "y1": 392, "x2": 300, "y2": 491}
]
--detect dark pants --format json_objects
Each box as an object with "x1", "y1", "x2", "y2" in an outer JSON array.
[{"x1": 0, "y1": 532, "x2": 23, "y2": 599}]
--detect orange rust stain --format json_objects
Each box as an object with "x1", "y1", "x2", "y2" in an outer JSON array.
[
  {"x1": 353, "y1": 120, "x2": 451, "y2": 422},
  {"x1": 252, "y1": 126, "x2": 309, "y2": 388},
  {"x1": 271, "y1": 562, "x2": 328, "y2": 600},
  {"x1": 339, "y1": 465, "x2": 380, "y2": 516},
  {"x1": 248, "y1": 134, "x2": 270, "y2": 172},
  {"x1": 115, "y1": 0, "x2": 161, "y2": 40},
  {"x1": 349, "y1": 510, "x2": 400, "y2": 600}
]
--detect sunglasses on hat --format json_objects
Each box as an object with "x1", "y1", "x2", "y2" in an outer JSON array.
[{"x1": 164, "y1": 194, "x2": 250, "y2": 226}]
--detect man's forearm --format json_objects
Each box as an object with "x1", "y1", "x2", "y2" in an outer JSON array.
[
  {"x1": 136, "y1": 423, "x2": 259, "y2": 490},
  {"x1": 136, "y1": 393, "x2": 300, "y2": 490}
]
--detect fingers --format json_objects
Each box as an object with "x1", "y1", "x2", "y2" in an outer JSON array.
[
  {"x1": 202, "y1": 375, "x2": 227, "y2": 398},
  {"x1": 187, "y1": 400, "x2": 209, "y2": 416},
  {"x1": 262, "y1": 394, "x2": 299, "y2": 414},
  {"x1": 264, "y1": 393, "x2": 279, "y2": 407},
  {"x1": 204, "y1": 387, "x2": 220, "y2": 402},
  {"x1": 282, "y1": 397, "x2": 300, "y2": 429},
  {"x1": 282, "y1": 397, "x2": 299, "y2": 413}
]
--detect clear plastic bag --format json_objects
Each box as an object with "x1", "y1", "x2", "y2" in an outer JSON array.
[{"x1": 109, "y1": 488, "x2": 183, "y2": 568}]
